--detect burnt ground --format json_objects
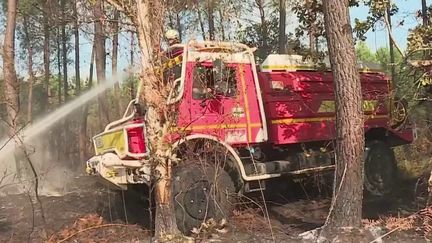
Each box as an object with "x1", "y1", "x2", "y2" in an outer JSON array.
[{"x1": 0, "y1": 174, "x2": 431, "y2": 243}]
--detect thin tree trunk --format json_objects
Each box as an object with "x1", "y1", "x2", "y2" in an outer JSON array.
[
  {"x1": 43, "y1": 0, "x2": 50, "y2": 110},
  {"x1": 130, "y1": 32, "x2": 135, "y2": 100},
  {"x1": 112, "y1": 9, "x2": 122, "y2": 118},
  {"x1": 256, "y1": 0, "x2": 268, "y2": 55},
  {"x1": 61, "y1": 0, "x2": 68, "y2": 101},
  {"x1": 386, "y1": 4, "x2": 396, "y2": 80},
  {"x1": 207, "y1": 0, "x2": 215, "y2": 40},
  {"x1": 321, "y1": 0, "x2": 364, "y2": 236},
  {"x1": 74, "y1": 0, "x2": 81, "y2": 94},
  {"x1": 168, "y1": 9, "x2": 175, "y2": 29},
  {"x1": 218, "y1": 8, "x2": 225, "y2": 40},
  {"x1": 94, "y1": 0, "x2": 109, "y2": 126},
  {"x1": 57, "y1": 28, "x2": 62, "y2": 104},
  {"x1": 421, "y1": 0, "x2": 430, "y2": 64},
  {"x1": 278, "y1": 0, "x2": 286, "y2": 53},
  {"x1": 176, "y1": 12, "x2": 182, "y2": 42},
  {"x1": 23, "y1": 16, "x2": 35, "y2": 123},
  {"x1": 309, "y1": 25, "x2": 316, "y2": 54},
  {"x1": 422, "y1": 0, "x2": 429, "y2": 26},
  {"x1": 135, "y1": 0, "x2": 179, "y2": 237},
  {"x1": 306, "y1": 0, "x2": 316, "y2": 54},
  {"x1": 197, "y1": 10, "x2": 206, "y2": 40},
  {"x1": 79, "y1": 43, "x2": 96, "y2": 162},
  {"x1": 3, "y1": 0, "x2": 19, "y2": 136}
]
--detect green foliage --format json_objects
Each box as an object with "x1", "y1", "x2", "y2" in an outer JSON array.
[
  {"x1": 235, "y1": 2, "x2": 305, "y2": 61},
  {"x1": 407, "y1": 14, "x2": 432, "y2": 53},
  {"x1": 292, "y1": 0, "x2": 362, "y2": 48},
  {"x1": 236, "y1": 17, "x2": 278, "y2": 60},
  {"x1": 353, "y1": 1, "x2": 398, "y2": 42},
  {"x1": 356, "y1": 41, "x2": 377, "y2": 62}
]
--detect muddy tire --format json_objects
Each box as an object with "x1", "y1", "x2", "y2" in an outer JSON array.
[
  {"x1": 173, "y1": 160, "x2": 235, "y2": 235},
  {"x1": 364, "y1": 140, "x2": 397, "y2": 196}
]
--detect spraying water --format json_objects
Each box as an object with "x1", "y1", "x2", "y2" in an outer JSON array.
[
  {"x1": 0, "y1": 77, "x2": 120, "y2": 160},
  {"x1": 0, "y1": 79, "x2": 119, "y2": 195}
]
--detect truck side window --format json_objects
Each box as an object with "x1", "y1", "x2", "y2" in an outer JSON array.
[
  {"x1": 192, "y1": 64, "x2": 237, "y2": 100},
  {"x1": 163, "y1": 62, "x2": 182, "y2": 84},
  {"x1": 193, "y1": 65, "x2": 214, "y2": 99}
]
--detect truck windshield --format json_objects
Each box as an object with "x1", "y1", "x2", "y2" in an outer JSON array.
[{"x1": 192, "y1": 64, "x2": 237, "y2": 99}]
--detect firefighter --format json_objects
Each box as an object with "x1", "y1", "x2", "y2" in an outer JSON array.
[{"x1": 165, "y1": 29, "x2": 183, "y2": 59}]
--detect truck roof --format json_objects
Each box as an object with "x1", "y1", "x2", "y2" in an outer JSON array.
[{"x1": 260, "y1": 54, "x2": 384, "y2": 73}]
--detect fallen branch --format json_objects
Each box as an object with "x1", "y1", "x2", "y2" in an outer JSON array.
[
  {"x1": 54, "y1": 224, "x2": 134, "y2": 243},
  {"x1": 368, "y1": 207, "x2": 425, "y2": 243},
  {"x1": 368, "y1": 226, "x2": 402, "y2": 243}
]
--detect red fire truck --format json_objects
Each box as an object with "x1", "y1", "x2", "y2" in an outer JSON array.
[{"x1": 86, "y1": 41, "x2": 414, "y2": 233}]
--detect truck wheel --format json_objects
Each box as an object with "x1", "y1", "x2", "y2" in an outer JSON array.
[
  {"x1": 364, "y1": 140, "x2": 397, "y2": 196},
  {"x1": 172, "y1": 160, "x2": 235, "y2": 235}
]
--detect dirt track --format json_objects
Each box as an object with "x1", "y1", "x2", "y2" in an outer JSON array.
[{"x1": 0, "y1": 175, "x2": 431, "y2": 242}]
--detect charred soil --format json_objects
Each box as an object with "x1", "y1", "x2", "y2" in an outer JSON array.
[{"x1": 0, "y1": 174, "x2": 431, "y2": 242}]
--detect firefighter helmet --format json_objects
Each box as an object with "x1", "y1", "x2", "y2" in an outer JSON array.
[{"x1": 165, "y1": 29, "x2": 179, "y2": 40}]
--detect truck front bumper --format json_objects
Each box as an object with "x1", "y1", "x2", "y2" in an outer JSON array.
[{"x1": 86, "y1": 153, "x2": 151, "y2": 190}]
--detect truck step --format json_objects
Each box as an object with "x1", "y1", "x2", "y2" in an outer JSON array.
[
  {"x1": 283, "y1": 165, "x2": 335, "y2": 176},
  {"x1": 244, "y1": 180, "x2": 266, "y2": 193},
  {"x1": 243, "y1": 161, "x2": 335, "y2": 177},
  {"x1": 244, "y1": 160, "x2": 292, "y2": 176}
]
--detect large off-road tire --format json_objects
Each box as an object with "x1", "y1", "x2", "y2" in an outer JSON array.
[
  {"x1": 173, "y1": 160, "x2": 235, "y2": 234},
  {"x1": 364, "y1": 140, "x2": 398, "y2": 196}
]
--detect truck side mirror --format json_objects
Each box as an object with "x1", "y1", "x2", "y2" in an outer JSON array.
[{"x1": 134, "y1": 103, "x2": 145, "y2": 117}]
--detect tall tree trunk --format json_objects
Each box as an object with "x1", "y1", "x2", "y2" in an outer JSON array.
[
  {"x1": 135, "y1": 0, "x2": 179, "y2": 237},
  {"x1": 256, "y1": 0, "x2": 268, "y2": 55},
  {"x1": 55, "y1": 26, "x2": 64, "y2": 161},
  {"x1": 321, "y1": 0, "x2": 364, "y2": 236},
  {"x1": 206, "y1": 0, "x2": 215, "y2": 40},
  {"x1": 23, "y1": 16, "x2": 35, "y2": 123},
  {"x1": 61, "y1": 0, "x2": 68, "y2": 101},
  {"x1": 74, "y1": 0, "x2": 81, "y2": 94},
  {"x1": 42, "y1": 0, "x2": 50, "y2": 111},
  {"x1": 130, "y1": 32, "x2": 135, "y2": 100},
  {"x1": 278, "y1": 0, "x2": 286, "y2": 53},
  {"x1": 57, "y1": 28, "x2": 62, "y2": 104},
  {"x1": 78, "y1": 43, "x2": 96, "y2": 162},
  {"x1": 61, "y1": 0, "x2": 70, "y2": 162},
  {"x1": 386, "y1": 4, "x2": 396, "y2": 80},
  {"x1": 112, "y1": 9, "x2": 122, "y2": 118},
  {"x1": 94, "y1": 0, "x2": 110, "y2": 126},
  {"x1": 3, "y1": 0, "x2": 19, "y2": 136}
]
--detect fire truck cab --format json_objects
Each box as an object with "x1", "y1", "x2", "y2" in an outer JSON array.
[{"x1": 86, "y1": 41, "x2": 414, "y2": 233}]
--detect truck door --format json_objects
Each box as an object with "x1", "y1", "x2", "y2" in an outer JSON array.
[{"x1": 189, "y1": 61, "x2": 251, "y2": 144}]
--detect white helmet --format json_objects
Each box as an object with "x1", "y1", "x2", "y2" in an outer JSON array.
[{"x1": 165, "y1": 29, "x2": 179, "y2": 40}]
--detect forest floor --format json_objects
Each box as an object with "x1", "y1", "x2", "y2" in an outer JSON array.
[{"x1": 1, "y1": 173, "x2": 432, "y2": 243}]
